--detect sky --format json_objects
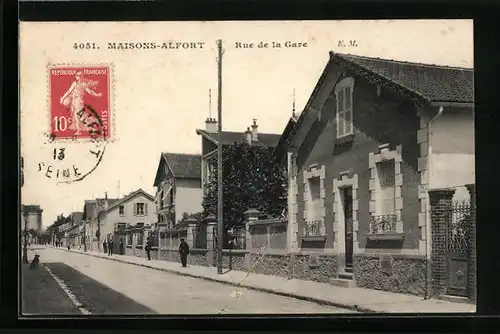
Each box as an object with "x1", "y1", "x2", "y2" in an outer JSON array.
[{"x1": 19, "y1": 20, "x2": 473, "y2": 227}]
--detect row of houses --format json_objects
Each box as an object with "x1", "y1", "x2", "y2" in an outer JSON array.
[{"x1": 57, "y1": 51, "x2": 475, "y2": 301}]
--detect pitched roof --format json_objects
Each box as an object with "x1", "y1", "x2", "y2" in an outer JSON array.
[
  {"x1": 330, "y1": 52, "x2": 474, "y2": 104},
  {"x1": 196, "y1": 129, "x2": 281, "y2": 148},
  {"x1": 272, "y1": 117, "x2": 299, "y2": 163},
  {"x1": 70, "y1": 212, "x2": 83, "y2": 224},
  {"x1": 163, "y1": 153, "x2": 201, "y2": 179},
  {"x1": 103, "y1": 189, "x2": 155, "y2": 214},
  {"x1": 82, "y1": 198, "x2": 119, "y2": 221}
]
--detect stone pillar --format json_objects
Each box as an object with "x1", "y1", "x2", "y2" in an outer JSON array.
[
  {"x1": 466, "y1": 184, "x2": 476, "y2": 301},
  {"x1": 205, "y1": 214, "x2": 217, "y2": 266},
  {"x1": 243, "y1": 209, "x2": 260, "y2": 271},
  {"x1": 186, "y1": 218, "x2": 197, "y2": 248},
  {"x1": 429, "y1": 188, "x2": 456, "y2": 297}
]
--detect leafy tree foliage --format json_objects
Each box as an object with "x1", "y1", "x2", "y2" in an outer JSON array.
[
  {"x1": 202, "y1": 141, "x2": 287, "y2": 230},
  {"x1": 177, "y1": 212, "x2": 205, "y2": 224}
]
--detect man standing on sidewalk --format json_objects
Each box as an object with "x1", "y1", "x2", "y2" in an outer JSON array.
[
  {"x1": 103, "y1": 240, "x2": 107, "y2": 254},
  {"x1": 108, "y1": 239, "x2": 114, "y2": 256},
  {"x1": 179, "y1": 238, "x2": 189, "y2": 267},
  {"x1": 145, "y1": 238, "x2": 152, "y2": 261}
]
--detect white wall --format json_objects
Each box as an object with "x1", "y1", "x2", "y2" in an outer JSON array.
[
  {"x1": 429, "y1": 109, "x2": 475, "y2": 189},
  {"x1": 175, "y1": 178, "x2": 203, "y2": 222},
  {"x1": 100, "y1": 193, "x2": 156, "y2": 238}
]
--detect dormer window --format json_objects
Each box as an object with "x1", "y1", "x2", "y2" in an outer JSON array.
[{"x1": 335, "y1": 77, "x2": 354, "y2": 139}]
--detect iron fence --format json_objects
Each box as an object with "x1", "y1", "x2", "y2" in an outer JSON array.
[
  {"x1": 303, "y1": 220, "x2": 324, "y2": 237},
  {"x1": 447, "y1": 201, "x2": 473, "y2": 253},
  {"x1": 369, "y1": 214, "x2": 397, "y2": 234}
]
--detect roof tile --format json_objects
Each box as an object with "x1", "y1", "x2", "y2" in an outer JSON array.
[
  {"x1": 163, "y1": 153, "x2": 201, "y2": 179},
  {"x1": 333, "y1": 53, "x2": 474, "y2": 104}
]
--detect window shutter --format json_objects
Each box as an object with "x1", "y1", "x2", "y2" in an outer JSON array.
[
  {"x1": 145, "y1": 203, "x2": 148, "y2": 215},
  {"x1": 134, "y1": 203, "x2": 137, "y2": 216}
]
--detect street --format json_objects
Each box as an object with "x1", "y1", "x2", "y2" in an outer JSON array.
[{"x1": 22, "y1": 247, "x2": 354, "y2": 315}]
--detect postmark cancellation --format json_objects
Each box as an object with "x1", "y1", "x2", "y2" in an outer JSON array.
[{"x1": 37, "y1": 64, "x2": 115, "y2": 184}]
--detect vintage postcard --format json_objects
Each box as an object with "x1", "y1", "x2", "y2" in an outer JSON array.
[{"x1": 20, "y1": 20, "x2": 475, "y2": 316}]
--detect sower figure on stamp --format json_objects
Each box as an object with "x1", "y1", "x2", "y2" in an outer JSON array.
[
  {"x1": 179, "y1": 238, "x2": 190, "y2": 267},
  {"x1": 60, "y1": 71, "x2": 102, "y2": 135}
]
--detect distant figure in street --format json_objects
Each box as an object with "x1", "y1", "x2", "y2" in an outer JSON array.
[
  {"x1": 29, "y1": 254, "x2": 40, "y2": 269},
  {"x1": 119, "y1": 239, "x2": 124, "y2": 255},
  {"x1": 145, "y1": 238, "x2": 152, "y2": 261},
  {"x1": 108, "y1": 239, "x2": 114, "y2": 256},
  {"x1": 103, "y1": 240, "x2": 108, "y2": 254},
  {"x1": 179, "y1": 238, "x2": 190, "y2": 267},
  {"x1": 67, "y1": 245, "x2": 70, "y2": 251}
]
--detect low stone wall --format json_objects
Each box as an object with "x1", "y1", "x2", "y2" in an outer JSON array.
[
  {"x1": 291, "y1": 253, "x2": 338, "y2": 283},
  {"x1": 189, "y1": 249, "x2": 209, "y2": 266},
  {"x1": 249, "y1": 252, "x2": 289, "y2": 277},
  {"x1": 353, "y1": 254, "x2": 426, "y2": 296},
  {"x1": 125, "y1": 245, "x2": 134, "y2": 256},
  {"x1": 222, "y1": 250, "x2": 247, "y2": 271}
]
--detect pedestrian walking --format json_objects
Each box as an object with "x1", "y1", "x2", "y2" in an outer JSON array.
[
  {"x1": 103, "y1": 240, "x2": 108, "y2": 254},
  {"x1": 108, "y1": 239, "x2": 114, "y2": 256},
  {"x1": 119, "y1": 239, "x2": 124, "y2": 255},
  {"x1": 179, "y1": 238, "x2": 190, "y2": 267},
  {"x1": 145, "y1": 238, "x2": 152, "y2": 261}
]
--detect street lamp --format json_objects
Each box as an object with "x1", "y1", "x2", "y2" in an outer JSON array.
[{"x1": 22, "y1": 206, "x2": 29, "y2": 264}]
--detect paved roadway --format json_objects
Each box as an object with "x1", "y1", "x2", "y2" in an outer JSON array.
[{"x1": 23, "y1": 248, "x2": 355, "y2": 315}]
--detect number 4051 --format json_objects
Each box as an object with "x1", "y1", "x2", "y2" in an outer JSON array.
[{"x1": 53, "y1": 116, "x2": 72, "y2": 131}]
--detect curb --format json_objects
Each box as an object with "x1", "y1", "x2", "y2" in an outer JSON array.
[{"x1": 54, "y1": 247, "x2": 371, "y2": 313}]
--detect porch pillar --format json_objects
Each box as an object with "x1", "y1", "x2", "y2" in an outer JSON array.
[
  {"x1": 466, "y1": 184, "x2": 476, "y2": 302},
  {"x1": 243, "y1": 209, "x2": 260, "y2": 271},
  {"x1": 205, "y1": 214, "x2": 217, "y2": 266},
  {"x1": 186, "y1": 218, "x2": 197, "y2": 248},
  {"x1": 429, "y1": 188, "x2": 456, "y2": 297}
]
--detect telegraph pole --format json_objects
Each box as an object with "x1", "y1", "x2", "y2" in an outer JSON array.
[{"x1": 216, "y1": 39, "x2": 224, "y2": 274}]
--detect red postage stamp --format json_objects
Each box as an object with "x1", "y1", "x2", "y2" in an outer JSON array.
[{"x1": 49, "y1": 65, "x2": 112, "y2": 141}]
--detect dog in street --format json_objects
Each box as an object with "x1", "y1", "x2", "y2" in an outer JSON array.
[{"x1": 29, "y1": 254, "x2": 40, "y2": 269}]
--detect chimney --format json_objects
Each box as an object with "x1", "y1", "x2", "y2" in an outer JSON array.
[
  {"x1": 205, "y1": 117, "x2": 218, "y2": 133},
  {"x1": 245, "y1": 127, "x2": 252, "y2": 144},
  {"x1": 104, "y1": 192, "x2": 108, "y2": 199},
  {"x1": 251, "y1": 119, "x2": 258, "y2": 142}
]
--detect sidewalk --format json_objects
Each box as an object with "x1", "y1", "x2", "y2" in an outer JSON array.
[
  {"x1": 56, "y1": 246, "x2": 475, "y2": 313},
  {"x1": 22, "y1": 249, "x2": 81, "y2": 315}
]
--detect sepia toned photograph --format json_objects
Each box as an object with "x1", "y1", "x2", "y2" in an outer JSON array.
[{"x1": 19, "y1": 19, "x2": 475, "y2": 316}]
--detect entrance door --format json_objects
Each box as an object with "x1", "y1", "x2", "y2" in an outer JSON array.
[
  {"x1": 343, "y1": 187, "x2": 354, "y2": 270},
  {"x1": 445, "y1": 203, "x2": 473, "y2": 297}
]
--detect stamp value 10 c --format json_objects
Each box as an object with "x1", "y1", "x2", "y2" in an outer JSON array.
[{"x1": 49, "y1": 65, "x2": 112, "y2": 141}]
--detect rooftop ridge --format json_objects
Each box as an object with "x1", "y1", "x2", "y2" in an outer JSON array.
[{"x1": 333, "y1": 52, "x2": 473, "y2": 71}]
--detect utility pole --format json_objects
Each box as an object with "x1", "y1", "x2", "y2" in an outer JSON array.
[{"x1": 216, "y1": 39, "x2": 224, "y2": 274}]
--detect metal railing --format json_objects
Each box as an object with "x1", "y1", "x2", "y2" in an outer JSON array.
[
  {"x1": 303, "y1": 220, "x2": 324, "y2": 237},
  {"x1": 369, "y1": 214, "x2": 397, "y2": 234}
]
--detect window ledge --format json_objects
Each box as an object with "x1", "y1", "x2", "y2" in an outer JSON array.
[
  {"x1": 367, "y1": 233, "x2": 404, "y2": 241},
  {"x1": 335, "y1": 134, "x2": 355, "y2": 146},
  {"x1": 302, "y1": 235, "x2": 326, "y2": 242}
]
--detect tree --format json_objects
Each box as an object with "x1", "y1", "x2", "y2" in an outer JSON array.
[
  {"x1": 202, "y1": 141, "x2": 287, "y2": 231},
  {"x1": 177, "y1": 212, "x2": 205, "y2": 224}
]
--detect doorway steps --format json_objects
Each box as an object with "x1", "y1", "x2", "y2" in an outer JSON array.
[{"x1": 328, "y1": 271, "x2": 355, "y2": 288}]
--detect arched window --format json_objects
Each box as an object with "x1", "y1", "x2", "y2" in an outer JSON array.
[{"x1": 334, "y1": 77, "x2": 355, "y2": 139}]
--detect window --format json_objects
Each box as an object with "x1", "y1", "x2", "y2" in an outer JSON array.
[
  {"x1": 117, "y1": 223, "x2": 126, "y2": 230},
  {"x1": 335, "y1": 77, "x2": 354, "y2": 139},
  {"x1": 308, "y1": 177, "x2": 322, "y2": 221},
  {"x1": 136, "y1": 222, "x2": 144, "y2": 227},
  {"x1": 119, "y1": 205, "x2": 125, "y2": 216},
  {"x1": 376, "y1": 160, "x2": 396, "y2": 215},
  {"x1": 135, "y1": 203, "x2": 148, "y2": 216}
]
